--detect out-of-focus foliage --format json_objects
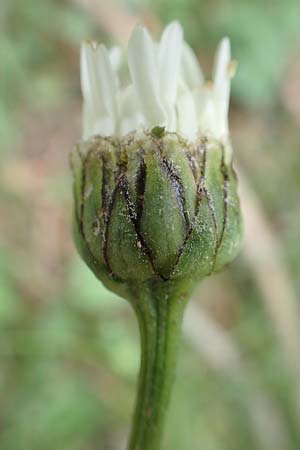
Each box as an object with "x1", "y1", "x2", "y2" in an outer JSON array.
[
  {"x1": 1, "y1": 0, "x2": 94, "y2": 149},
  {"x1": 1, "y1": 0, "x2": 300, "y2": 449}
]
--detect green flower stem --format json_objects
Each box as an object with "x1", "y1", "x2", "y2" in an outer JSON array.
[{"x1": 127, "y1": 282, "x2": 190, "y2": 450}]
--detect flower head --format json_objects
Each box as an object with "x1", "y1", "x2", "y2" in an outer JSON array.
[
  {"x1": 73, "y1": 22, "x2": 242, "y2": 297},
  {"x1": 80, "y1": 22, "x2": 234, "y2": 142}
]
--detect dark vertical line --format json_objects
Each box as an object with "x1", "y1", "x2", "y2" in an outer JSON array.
[
  {"x1": 102, "y1": 150, "x2": 126, "y2": 278},
  {"x1": 103, "y1": 178, "x2": 121, "y2": 277},
  {"x1": 203, "y1": 187, "x2": 217, "y2": 235},
  {"x1": 195, "y1": 139, "x2": 207, "y2": 215},
  {"x1": 101, "y1": 154, "x2": 110, "y2": 224},
  {"x1": 186, "y1": 152, "x2": 199, "y2": 184},
  {"x1": 135, "y1": 149, "x2": 147, "y2": 226},
  {"x1": 168, "y1": 141, "x2": 207, "y2": 276},
  {"x1": 102, "y1": 150, "x2": 163, "y2": 280},
  {"x1": 120, "y1": 169, "x2": 165, "y2": 281},
  {"x1": 170, "y1": 139, "x2": 222, "y2": 278},
  {"x1": 160, "y1": 156, "x2": 190, "y2": 231},
  {"x1": 119, "y1": 175, "x2": 137, "y2": 222},
  {"x1": 210, "y1": 145, "x2": 230, "y2": 274},
  {"x1": 218, "y1": 145, "x2": 230, "y2": 249},
  {"x1": 78, "y1": 154, "x2": 86, "y2": 235}
]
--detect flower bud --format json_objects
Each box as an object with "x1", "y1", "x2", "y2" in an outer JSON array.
[{"x1": 71, "y1": 129, "x2": 242, "y2": 292}]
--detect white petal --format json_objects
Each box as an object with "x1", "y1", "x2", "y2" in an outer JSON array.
[
  {"x1": 81, "y1": 42, "x2": 120, "y2": 138},
  {"x1": 194, "y1": 86, "x2": 218, "y2": 136},
  {"x1": 120, "y1": 114, "x2": 144, "y2": 136},
  {"x1": 158, "y1": 21, "x2": 184, "y2": 105},
  {"x1": 82, "y1": 102, "x2": 95, "y2": 140},
  {"x1": 212, "y1": 37, "x2": 231, "y2": 134},
  {"x1": 176, "y1": 88, "x2": 198, "y2": 139},
  {"x1": 93, "y1": 117, "x2": 115, "y2": 136},
  {"x1": 82, "y1": 103, "x2": 115, "y2": 139},
  {"x1": 118, "y1": 85, "x2": 145, "y2": 135},
  {"x1": 118, "y1": 85, "x2": 138, "y2": 116},
  {"x1": 95, "y1": 45, "x2": 119, "y2": 126},
  {"x1": 213, "y1": 37, "x2": 230, "y2": 92},
  {"x1": 80, "y1": 42, "x2": 106, "y2": 117},
  {"x1": 201, "y1": 99, "x2": 218, "y2": 136},
  {"x1": 181, "y1": 42, "x2": 204, "y2": 89},
  {"x1": 128, "y1": 25, "x2": 166, "y2": 127},
  {"x1": 164, "y1": 103, "x2": 177, "y2": 131},
  {"x1": 80, "y1": 25, "x2": 233, "y2": 140},
  {"x1": 109, "y1": 46, "x2": 122, "y2": 72}
]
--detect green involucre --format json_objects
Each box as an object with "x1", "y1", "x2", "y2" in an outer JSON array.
[{"x1": 71, "y1": 130, "x2": 243, "y2": 295}]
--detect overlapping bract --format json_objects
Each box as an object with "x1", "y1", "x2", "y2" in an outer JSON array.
[{"x1": 72, "y1": 132, "x2": 242, "y2": 289}]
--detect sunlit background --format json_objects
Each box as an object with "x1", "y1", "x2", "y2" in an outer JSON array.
[{"x1": 1, "y1": 1, "x2": 300, "y2": 449}]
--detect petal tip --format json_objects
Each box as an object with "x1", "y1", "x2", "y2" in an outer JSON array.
[{"x1": 218, "y1": 37, "x2": 231, "y2": 60}]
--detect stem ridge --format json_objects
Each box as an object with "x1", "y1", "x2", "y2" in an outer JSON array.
[{"x1": 128, "y1": 284, "x2": 188, "y2": 450}]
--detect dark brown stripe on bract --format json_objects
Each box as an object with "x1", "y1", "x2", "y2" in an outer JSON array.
[
  {"x1": 210, "y1": 145, "x2": 229, "y2": 274},
  {"x1": 186, "y1": 152, "x2": 199, "y2": 184},
  {"x1": 103, "y1": 180, "x2": 119, "y2": 279},
  {"x1": 78, "y1": 152, "x2": 86, "y2": 236},
  {"x1": 168, "y1": 141, "x2": 207, "y2": 277},
  {"x1": 101, "y1": 154, "x2": 110, "y2": 224},
  {"x1": 170, "y1": 185, "x2": 213, "y2": 278},
  {"x1": 204, "y1": 187, "x2": 217, "y2": 234},
  {"x1": 119, "y1": 175, "x2": 137, "y2": 222},
  {"x1": 120, "y1": 167, "x2": 162, "y2": 280},
  {"x1": 198, "y1": 140, "x2": 218, "y2": 234},
  {"x1": 102, "y1": 151, "x2": 160, "y2": 280},
  {"x1": 169, "y1": 139, "x2": 221, "y2": 278},
  {"x1": 218, "y1": 145, "x2": 229, "y2": 248},
  {"x1": 195, "y1": 140, "x2": 207, "y2": 215},
  {"x1": 102, "y1": 151, "x2": 126, "y2": 279},
  {"x1": 161, "y1": 156, "x2": 190, "y2": 232},
  {"x1": 135, "y1": 149, "x2": 147, "y2": 225}
]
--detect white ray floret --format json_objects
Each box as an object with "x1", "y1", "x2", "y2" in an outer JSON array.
[
  {"x1": 212, "y1": 37, "x2": 231, "y2": 136},
  {"x1": 128, "y1": 25, "x2": 167, "y2": 128},
  {"x1": 80, "y1": 22, "x2": 234, "y2": 141},
  {"x1": 180, "y1": 42, "x2": 204, "y2": 90},
  {"x1": 158, "y1": 21, "x2": 183, "y2": 128}
]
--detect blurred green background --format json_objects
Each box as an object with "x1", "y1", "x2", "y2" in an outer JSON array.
[{"x1": 1, "y1": 1, "x2": 300, "y2": 449}]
